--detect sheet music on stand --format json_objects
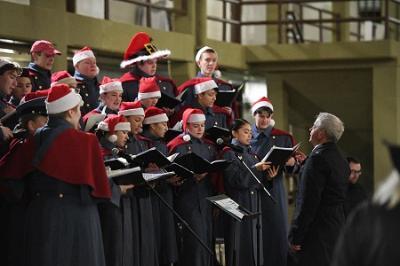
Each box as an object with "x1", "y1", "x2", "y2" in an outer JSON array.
[{"x1": 207, "y1": 194, "x2": 259, "y2": 222}]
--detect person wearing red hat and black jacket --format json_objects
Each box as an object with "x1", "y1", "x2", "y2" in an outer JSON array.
[
  {"x1": 82, "y1": 76, "x2": 122, "y2": 131},
  {"x1": 0, "y1": 90, "x2": 49, "y2": 266},
  {"x1": 171, "y1": 78, "x2": 231, "y2": 131},
  {"x1": 0, "y1": 84, "x2": 111, "y2": 266},
  {"x1": 250, "y1": 96, "x2": 297, "y2": 266},
  {"x1": 194, "y1": 46, "x2": 240, "y2": 119},
  {"x1": 96, "y1": 114, "x2": 136, "y2": 266},
  {"x1": 139, "y1": 106, "x2": 179, "y2": 266},
  {"x1": 28, "y1": 40, "x2": 61, "y2": 91},
  {"x1": 167, "y1": 108, "x2": 218, "y2": 266},
  {"x1": 119, "y1": 32, "x2": 177, "y2": 103},
  {"x1": 118, "y1": 101, "x2": 159, "y2": 266},
  {"x1": 73, "y1": 47, "x2": 100, "y2": 115},
  {"x1": 137, "y1": 76, "x2": 162, "y2": 110}
]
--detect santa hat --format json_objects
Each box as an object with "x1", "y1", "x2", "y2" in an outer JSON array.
[
  {"x1": 99, "y1": 76, "x2": 123, "y2": 94},
  {"x1": 195, "y1": 46, "x2": 217, "y2": 62},
  {"x1": 120, "y1": 32, "x2": 171, "y2": 69},
  {"x1": 51, "y1": 71, "x2": 77, "y2": 87},
  {"x1": 138, "y1": 77, "x2": 161, "y2": 100},
  {"x1": 97, "y1": 115, "x2": 131, "y2": 143},
  {"x1": 45, "y1": 84, "x2": 82, "y2": 114},
  {"x1": 143, "y1": 106, "x2": 168, "y2": 125},
  {"x1": 20, "y1": 89, "x2": 50, "y2": 104},
  {"x1": 194, "y1": 79, "x2": 218, "y2": 95},
  {"x1": 251, "y1": 97, "x2": 274, "y2": 115},
  {"x1": 118, "y1": 101, "x2": 145, "y2": 117},
  {"x1": 73, "y1": 46, "x2": 95, "y2": 66},
  {"x1": 182, "y1": 108, "x2": 205, "y2": 132}
]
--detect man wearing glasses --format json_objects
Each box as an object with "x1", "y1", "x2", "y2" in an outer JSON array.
[{"x1": 344, "y1": 157, "x2": 368, "y2": 217}]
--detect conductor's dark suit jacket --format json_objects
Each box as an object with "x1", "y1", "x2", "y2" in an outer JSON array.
[{"x1": 289, "y1": 141, "x2": 350, "y2": 266}]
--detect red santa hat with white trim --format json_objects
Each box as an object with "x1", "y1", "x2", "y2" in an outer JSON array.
[
  {"x1": 194, "y1": 79, "x2": 218, "y2": 95},
  {"x1": 120, "y1": 32, "x2": 171, "y2": 69},
  {"x1": 99, "y1": 76, "x2": 123, "y2": 95},
  {"x1": 182, "y1": 108, "x2": 206, "y2": 132},
  {"x1": 143, "y1": 106, "x2": 168, "y2": 125},
  {"x1": 73, "y1": 46, "x2": 96, "y2": 66},
  {"x1": 51, "y1": 71, "x2": 77, "y2": 87},
  {"x1": 138, "y1": 77, "x2": 161, "y2": 100},
  {"x1": 45, "y1": 84, "x2": 82, "y2": 114},
  {"x1": 251, "y1": 96, "x2": 274, "y2": 115},
  {"x1": 97, "y1": 114, "x2": 131, "y2": 143},
  {"x1": 118, "y1": 101, "x2": 145, "y2": 117}
]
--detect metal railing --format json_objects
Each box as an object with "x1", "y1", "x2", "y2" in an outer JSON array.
[{"x1": 207, "y1": 0, "x2": 400, "y2": 44}]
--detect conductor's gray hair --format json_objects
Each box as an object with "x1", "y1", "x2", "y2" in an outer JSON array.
[{"x1": 313, "y1": 112, "x2": 344, "y2": 143}]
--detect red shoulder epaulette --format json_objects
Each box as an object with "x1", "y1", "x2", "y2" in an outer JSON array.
[{"x1": 271, "y1": 128, "x2": 297, "y2": 146}]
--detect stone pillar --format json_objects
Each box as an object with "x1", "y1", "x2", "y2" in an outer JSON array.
[{"x1": 372, "y1": 61, "x2": 400, "y2": 187}]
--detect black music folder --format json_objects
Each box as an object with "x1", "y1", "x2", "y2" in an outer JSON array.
[
  {"x1": 104, "y1": 157, "x2": 130, "y2": 170},
  {"x1": 156, "y1": 92, "x2": 181, "y2": 109},
  {"x1": 215, "y1": 83, "x2": 244, "y2": 107},
  {"x1": 164, "y1": 162, "x2": 194, "y2": 179},
  {"x1": 109, "y1": 167, "x2": 176, "y2": 186},
  {"x1": 174, "y1": 152, "x2": 231, "y2": 174},
  {"x1": 261, "y1": 143, "x2": 301, "y2": 166},
  {"x1": 132, "y1": 147, "x2": 178, "y2": 168},
  {"x1": 205, "y1": 126, "x2": 231, "y2": 143}
]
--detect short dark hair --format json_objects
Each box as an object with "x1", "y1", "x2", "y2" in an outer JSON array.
[
  {"x1": 254, "y1": 106, "x2": 273, "y2": 115},
  {"x1": 231, "y1": 118, "x2": 251, "y2": 132},
  {"x1": 347, "y1": 156, "x2": 361, "y2": 164}
]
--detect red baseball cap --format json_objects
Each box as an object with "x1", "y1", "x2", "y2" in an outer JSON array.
[{"x1": 30, "y1": 40, "x2": 61, "y2": 56}]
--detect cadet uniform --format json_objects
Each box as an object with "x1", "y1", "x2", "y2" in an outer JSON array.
[
  {"x1": 119, "y1": 32, "x2": 174, "y2": 102},
  {"x1": 171, "y1": 78, "x2": 231, "y2": 130},
  {"x1": 140, "y1": 107, "x2": 178, "y2": 265},
  {"x1": 250, "y1": 97, "x2": 296, "y2": 266},
  {"x1": 167, "y1": 108, "x2": 217, "y2": 266},
  {"x1": 4, "y1": 84, "x2": 111, "y2": 266},
  {"x1": 28, "y1": 40, "x2": 61, "y2": 91},
  {"x1": 97, "y1": 115, "x2": 134, "y2": 266},
  {"x1": 221, "y1": 140, "x2": 264, "y2": 266}
]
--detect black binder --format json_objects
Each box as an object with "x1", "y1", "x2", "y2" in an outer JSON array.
[
  {"x1": 215, "y1": 83, "x2": 244, "y2": 107},
  {"x1": 156, "y1": 91, "x2": 181, "y2": 109},
  {"x1": 109, "y1": 167, "x2": 176, "y2": 186},
  {"x1": 205, "y1": 126, "x2": 231, "y2": 143},
  {"x1": 261, "y1": 143, "x2": 301, "y2": 166},
  {"x1": 174, "y1": 152, "x2": 231, "y2": 174},
  {"x1": 164, "y1": 162, "x2": 194, "y2": 179},
  {"x1": 132, "y1": 147, "x2": 177, "y2": 168}
]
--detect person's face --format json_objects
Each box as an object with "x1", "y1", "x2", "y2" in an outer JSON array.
[
  {"x1": 126, "y1": 115, "x2": 144, "y2": 135},
  {"x1": 14, "y1": 76, "x2": 32, "y2": 99},
  {"x1": 186, "y1": 122, "x2": 205, "y2": 139},
  {"x1": 75, "y1": 57, "x2": 97, "y2": 78},
  {"x1": 232, "y1": 123, "x2": 252, "y2": 146},
  {"x1": 349, "y1": 162, "x2": 362, "y2": 184},
  {"x1": 197, "y1": 51, "x2": 218, "y2": 77},
  {"x1": 138, "y1": 59, "x2": 157, "y2": 76},
  {"x1": 149, "y1": 121, "x2": 168, "y2": 138},
  {"x1": 141, "y1": 97, "x2": 159, "y2": 109},
  {"x1": 0, "y1": 69, "x2": 18, "y2": 96},
  {"x1": 197, "y1": 89, "x2": 217, "y2": 108},
  {"x1": 115, "y1": 130, "x2": 129, "y2": 148},
  {"x1": 101, "y1": 91, "x2": 122, "y2": 111},
  {"x1": 254, "y1": 110, "x2": 273, "y2": 130},
  {"x1": 27, "y1": 115, "x2": 48, "y2": 135},
  {"x1": 309, "y1": 124, "x2": 324, "y2": 147},
  {"x1": 33, "y1": 52, "x2": 55, "y2": 70}
]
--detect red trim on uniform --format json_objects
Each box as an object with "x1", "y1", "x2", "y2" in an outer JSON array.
[{"x1": 36, "y1": 129, "x2": 111, "y2": 199}]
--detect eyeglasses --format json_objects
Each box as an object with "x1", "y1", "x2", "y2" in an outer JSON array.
[{"x1": 350, "y1": 170, "x2": 362, "y2": 175}]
